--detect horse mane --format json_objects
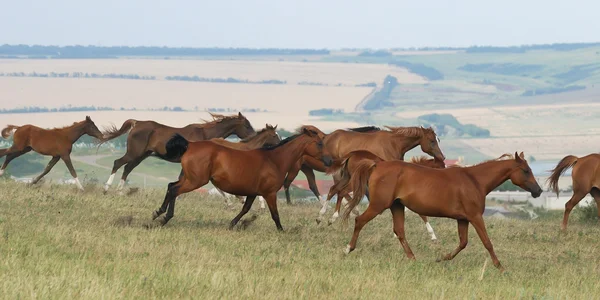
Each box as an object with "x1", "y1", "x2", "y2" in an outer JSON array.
[
  {"x1": 52, "y1": 120, "x2": 86, "y2": 131},
  {"x1": 385, "y1": 126, "x2": 430, "y2": 137},
  {"x1": 410, "y1": 156, "x2": 433, "y2": 164},
  {"x1": 199, "y1": 112, "x2": 242, "y2": 128},
  {"x1": 261, "y1": 133, "x2": 300, "y2": 150},
  {"x1": 471, "y1": 153, "x2": 514, "y2": 167},
  {"x1": 240, "y1": 124, "x2": 275, "y2": 143},
  {"x1": 347, "y1": 126, "x2": 381, "y2": 132}
]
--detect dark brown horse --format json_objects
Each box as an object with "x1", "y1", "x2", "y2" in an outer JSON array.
[
  {"x1": 0, "y1": 116, "x2": 105, "y2": 190},
  {"x1": 150, "y1": 126, "x2": 333, "y2": 231},
  {"x1": 209, "y1": 124, "x2": 281, "y2": 207},
  {"x1": 282, "y1": 126, "x2": 445, "y2": 223},
  {"x1": 324, "y1": 152, "x2": 445, "y2": 241},
  {"x1": 343, "y1": 152, "x2": 542, "y2": 272},
  {"x1": 547, "y1": 154, "x2": 600, "y2": 231},
  {"x1": 100, "y1": 112, "x2": 256, "y2": 193}
]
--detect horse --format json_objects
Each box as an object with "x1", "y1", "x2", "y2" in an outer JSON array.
[
  {"x1": 324, "y1": 152, "x2": 445, "y2": 241},
  {"x1": 343, "y1": 152, "x2": 542, "y2": 272},
  {"x1": 208, "y1": 124, "x2": 281, "y2": 209},
  {"x1": 99, "y1": 112, "x2": 256, "y2": 194},
  {"x1": 0, "y1": 116, "x2": 105, "y2": 190},
  {"x1": 547, "y1": 154, "x2": 600, "y2": 231},
  {"x1": 149, "y1": 126, "x2": 333, "y2": 231},
  {"x1": 282, "y1": 126, "x2": 446, "y2": 224}
]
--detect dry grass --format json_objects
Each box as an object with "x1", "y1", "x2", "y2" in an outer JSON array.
[
  {"x1": 0, "y1": 58, "x2": 426, "y2": 85},
  {"x1": 1, "y1": 181, "x2": 600, "y2": 299}
]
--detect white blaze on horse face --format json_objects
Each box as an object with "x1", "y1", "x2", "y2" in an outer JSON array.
[
  {"x1": 74, "y1": 177, "x2": 84, "y2": 191},
  {"x1": 425, "y1": 222, "x2": 437, "y2": 240}
]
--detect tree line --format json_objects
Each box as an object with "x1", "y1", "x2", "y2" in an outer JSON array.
[{"x1": 0, "y1": 44, "x2": 329, "y2": 57}]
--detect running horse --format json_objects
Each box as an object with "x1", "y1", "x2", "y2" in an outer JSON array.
[
  {"x1": 282, "y1": 126, "x2": 446, "y2": 224},
  {"x1": 208, "y1": 124, "x2": 281, "y2": 208},
  {"x1": 149, "y1": 126, "x2": 332, "y2": 231},
  {"x1": 547, "y1": 154, "x2": 600, "y2": 231},
  {"x1": 343, "y1": 152, "x2": 542, "y2": 272},
  {"x1": 0, "y1": 116, "x2": 105, "y2": 190},
  {"x1": 99, "y1": 112, "x2": 256, "y2": 194},
  {"x1": 325, "y1": 151, "x2": 445, "y2": 241}
]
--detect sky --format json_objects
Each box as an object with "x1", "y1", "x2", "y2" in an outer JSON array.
[{"x1": 1, "y1": 0, "x2": 599, "y2": 49}]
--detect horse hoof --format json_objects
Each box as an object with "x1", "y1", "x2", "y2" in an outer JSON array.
[
  {"x1": 327, "y1": 221, "x2": 333, "y2": 226},
  {"x1": 151, "y1": 211, "x2": 160, "y2": 220},
  {"x1": 343, "y1": 245, "x2": 353, "y2": 255},
  {"x1": 315, "y1": 219, "x2": 321, "y2": 225}
]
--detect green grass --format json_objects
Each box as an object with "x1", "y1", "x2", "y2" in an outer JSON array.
[{"x1": 1, "y1": 180, "x2": 600, "y2": 299}]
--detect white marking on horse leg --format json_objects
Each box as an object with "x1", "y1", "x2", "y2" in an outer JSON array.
[
  {"x1": 117, "y1": 179, "x2": 125, "y2": 190},
  {"x1": 328, "y1": 211, "x2": 339, "y2": 225},
  {"x1": 344, "y1": 244, "x2": 352, "y2": 254},
  {"x1": 74, "y1": 177, "x2": 84, "y2": 191},
  {"x1": 104, "y1": 173, "x2": 115, "y2": 191},
  {"x1": 394, "y1": 232, "x2": 398, "y2": 239},
  {"x1": 259, "y1": 196, "x2": 266, "y2": 209},
  {"x1": 426, "y1": 222, "x2": 438, "y2": 240},
  {"x1": 0, "y1": 169, "x2": 4, "y2": 176}
]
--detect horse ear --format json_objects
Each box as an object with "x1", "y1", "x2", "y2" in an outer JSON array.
[
  {"x1": 519, "y1": 152, "x2": 525, "y2": 159},
  {"x1": 86, "y1": 116, "x2": 91, "y2": 121},
  {"x1": 274, "y1": 125, "x2": 278, "y2": 130},
  {"x1": 514, "y1": 152, "x2": 521, "y2": 161},
  {"x1": 238, "y1": 112, "x2": 243, "y2": 118}
]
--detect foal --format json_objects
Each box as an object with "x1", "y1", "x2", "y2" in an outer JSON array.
[
  {"x1": 343, "y1": 152, "x2": 542, "y2": 272},
  {"x1": 151, "y1": 126, "x2": 332, "y2": 231},
  {"x1": 325, "y1": 152, "x2": 445, "y2": 241},
  {"x1": 1, "y1": 116, "x2": 105, "y2": 190}
]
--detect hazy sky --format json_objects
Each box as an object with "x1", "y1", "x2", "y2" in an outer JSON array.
[{"x1": 2, "y1": 0, "x2": 599, "y2": 49}]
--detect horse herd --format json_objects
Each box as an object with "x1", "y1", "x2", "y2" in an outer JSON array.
[{"x1": 1, "y1": 112, "x2": 598, "y2": 273}]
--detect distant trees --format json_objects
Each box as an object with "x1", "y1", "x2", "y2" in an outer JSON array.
[
  {"x1": 308, "y1": 108, "x2": 344, "y2": 116},
  {"x1": 521, "y1": 85, "x2": 585, "y2": 96},
  {"x1": 363, "y1": 75, "x2": 398, "y2": 110},
  {"x1": 466, "y1": 42, "x2": 600, "y2": 53},
  {"x1": 0, "y1": 44, "x2": 329, "y2": 58},
  {"x1": 388, "y1": 61, "x2": 444, "y2": 80},
  {"x1": 0, "y1": 106, "x2": 114, "y2": 114},
  {"x1": 458, "y1": 63, "x2": 544, "y2": 75},
  {"x1": 418, "y1": 113, "x2": 490, "y2": 137},
  {"x1": 357, "y1": 50, "x2": 393, "y2": 57},
  {"x1": 165, "y1": 76, "x2": 286, "y2": 85},
  {"x1": 0, "y1": 71, "x2": 155, "y2": 80}
]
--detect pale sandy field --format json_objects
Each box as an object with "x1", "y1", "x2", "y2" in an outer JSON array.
[
  {"x1": 396, "y1": 103, "x2": 600, "y2": 160},
  {"x1": 0, "y1": 58, "x2": 427, "y2": 85}
]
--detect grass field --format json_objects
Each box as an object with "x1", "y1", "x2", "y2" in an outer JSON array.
[{"x1": 1, "y1": 181, "x2": 600, "y2": 299}]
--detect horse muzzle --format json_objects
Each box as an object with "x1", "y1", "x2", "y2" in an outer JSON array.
[
  {"x1": 322, "y1": 156, "x2": 333, "y2": 167},
  {"x1": 531, "y1": 188, "x2": 543, "y2": 198}
]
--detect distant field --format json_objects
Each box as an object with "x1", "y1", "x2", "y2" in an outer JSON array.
[{"x1": 0, "y1": 58, "x2": 427, "y2": 85}]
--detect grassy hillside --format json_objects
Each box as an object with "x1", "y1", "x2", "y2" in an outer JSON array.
[{"x1": 1, "y1": 181, "x2": 600, "y2": 299}]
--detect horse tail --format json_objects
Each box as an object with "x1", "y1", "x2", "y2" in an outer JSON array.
[
  {"x1": 325, "y1": 157, "x2": 352, "y2": 200},
  {"x1": 547, "y1": 155, "x2": 578, "y2": 196},
  {"x1": 154, "y1": 134, "x2": 189, "y2": 161},
  {"x1": 102, "y1": 119, "x2": 137, "y2": 141},
  {"x1": 342, "y1": 159, "x2": 377, "y2": 225},
  {"x1": 1, "y1": 125, "x2": 19, "y2": 139}
]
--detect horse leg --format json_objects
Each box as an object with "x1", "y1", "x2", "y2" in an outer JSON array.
[
  {"x1": 0, "y1": 147, "x2": 31, "y2": 176},
  {"x1": 264, "y1": 193, "x2": 284, "y2": 231},
  {"x1": 153, "y1": 181, "x2": 178, "y2": 220},
  {"x1": 216, "y1": 187, "x2": 233, "y2": 208},
  {"x1": 327, "y1": 192, "x2": 345, "y2": 225},
  {"x1": 591, "y1": 188, "x2": 600, "y2": 220},
  {"x1": 104, "y1": 151, "x2": 138, "y2": 193},
  {"x1": 257, "y1": 196, "x2": 266, "y2": 210},
  {"x1": 117, "y1": 152, "x2": 151, "y2": 195},
  {"x1": 390, "y1": 201, "x2": 415, "y2": 259},
  {"x1": 283, "y1": 161, "x2": 303, "y2": 204},
  {"x1": 438, "y1": 219, "x2": 468, "y2": 261},
  {"x1": 31, "y1": 156, "x2": 60, "y2": 184},
  {"x1": 419, "y1": 215, "x2": 438, "y2": 241},
  {"x1": 561, "y1": 190, "x2": 588, "y2": 232},
  {"x1": 62, "y1": 155, "x2": 84, "y2": 191},
  {"x1": 470, "y1": 215, "x2": 504, "y2": 272},
  {"x1": 155, "y1": 178, "x2": 201, "y2": 226},
  {"x1": 345, "y1": 204, "x2": 383, "y2": 254},
  {"x1": 229, "y1": 195, "x2": 257, "y2": 230}
]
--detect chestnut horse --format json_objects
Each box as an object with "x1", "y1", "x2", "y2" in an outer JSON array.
[
  {"x1": 343, "y1": 152, "x2": 542, "y2": 272},
  {"x1": 150, "y1": 126, "x2": 332, "y2": 231},
  {"x1": 99, "y1": 112, "x2": 256, "y2": 193},
  {"x1": 547, "y1": 154, "x2": 600, "y2": 231},
  {"x1": 209, "y1": 124, "x2": 281, "y2": 208},
  {"x1": 0, "y1": 116, "x2": 105, "y2": 190},
  {"x1": 325, "y1": 152, "x2": 445, "y2": 241},
  {"x1": 283, "y1": 126, "x2": 445, "y2": 223}
]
